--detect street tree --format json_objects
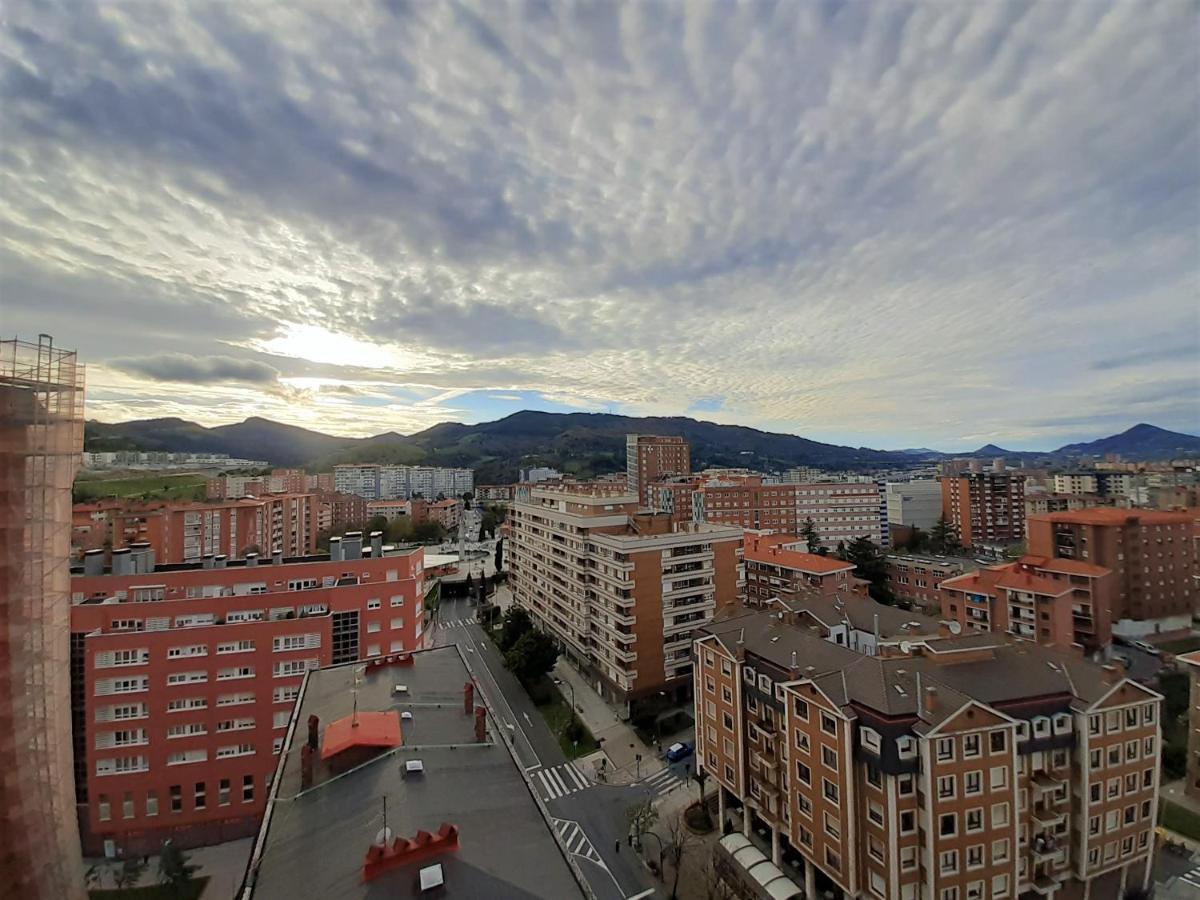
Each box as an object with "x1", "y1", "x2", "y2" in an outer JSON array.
[
  {"x1": 157, "y1": 840, "x2": 198, "y2": 897},
  {"x1": 692, "y1": 768, "x2": 713, "y2": 828},
  {"x1": 701, "y1": 855, "x2": 735, "y2": 900},
  {"x1": 624, "y1": 798, "x2": 659, "y2": 846},
  {"x1": 663, "y1": 811, "x2": 698, "y2": 900},
  {"x1": 504, "y1": 629, "x2": 559, "y2": 683},
  {"x1": 843, "y1": 535, "x2": 894, "y2": 604},
  {"x1": 800, "y1": 517, "x2": 821, "y2": 553},
  {"x1": 366, "y1": 514, "x2": 389, "y2": 535},
  {"x1": 498, "y1": 606, "x2": 533, "y2": 651},
  {"x1": 929, "y1": 515, "x2": 959, "y2": 554}
]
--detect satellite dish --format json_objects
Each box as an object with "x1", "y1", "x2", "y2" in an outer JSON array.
[
  {"x1": 374, "y1": 827, "x2": 393, "y2": 847},
  {"x1": 899, "y1": 641, "x2": 912, "y2": 655},
  {"x1": 948, "y1": 621, "x2": 962, "y2": 635}
]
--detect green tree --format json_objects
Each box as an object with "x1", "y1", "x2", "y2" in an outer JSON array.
[
  {"x1": 498, "y1": 605, "x2": 533, "y2": 651},
  {"x1": 905, "y1": 526, "x2": 929, "y2": 553},
  {"x1": 834, "y1": 539, "x2": 847, "y2": 560},
  {"x1": 465, "y1": 572, "x2": 475, "y2": 597},
  {"x1": 692, "y1": 768, "x2": 713, "y2": 827},
  {"x1": 481, "y1": 509, "x2": 498, "y2": 537},
  {"x1": 366, "y1": 514, "x2": 389, "y2": 535},
  {"x1": 504, "y1": 629, "x2": 559, "y2": 683},
  {"x1": 929, "y1": 515, "x2": 959, "y2": 554},
  {"x1": 625, "y1": 798, "x2": 659, "y2": 845},
  {"x1": 800, "y1": 517, "x2": 821, "y2": 553},
  {"x1": 494, "y1": 538, "x2": 504, "y2": 572},
  {"x1": 412, "y1": 521, "x2": 447, "y2": 543},
  {"x1": 385, "y1": 517, "x2": 413, "y2": 543},
  {"x1": 843, "y1": 536, "x2": 894, "y2": 604},
  {"x1": 157, "y1": 840, "x2": 198, "y2": 897}
]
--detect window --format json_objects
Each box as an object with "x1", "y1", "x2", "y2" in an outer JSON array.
[
  {"x1": 937, "y1": 737, "x2": 954, "y2": 762},
  {"x1": 940, "y1": 849, "x2": 958, "y2": 875},
  {"x1": 367, "y1": 622, "x2": 381, "y2": 633},
  {"x1": 1090, "y1": 748, "x2": 1102, "y2": 768},
  {"x1": 243, "y1": 774, "x2": 255, "y2": 803},
  {"x1": 992, "y1": 838, "x2": 1009, "y2": 863},
  {"x1": 367, "y1": 598, "x2": 381, "y2": 610},
  {"x1": 898, "y1": 774, "x2": 914, "y2": 795},
  {"x1": 900, "y1": 845, "x2": 917, "y2": 870},
  {"x1": 1143, "y1": 704, "x2": 1155, "y2": 725},
  {"x1": 194, "y1": 782, "x2": 206, "y2": 811},
  {"x1": 866, "y1": 761, "x2": 881, "y2": 788},
  {"x1": 992, "y1": 874, "x2": 1010, "y2": 899},
  {"x1": 1125, "y1": 707, "x2": 1138, "y2": 728},
  {"x1": 823, "y1": 811, "x2": 840, "y2": 839},
  {"x1": 823, "y1": 778, "x2": 838, "y2": 804},
  {"x1": 1090, "y1": 783, "x2": 1101, "y2": 802},
  {"x1": 1143, "y1": 767, "x2": 1154, "y2": 788},
  {"x1": 217, "y1": 666, "x2": 254, "y2": 680},
  {"x1": 793, "y1": 698, "x2": 809, "y2": 720},
  {"x1": 820, "y1": 712, "x2": 837, "y2": 735},
  {"x1": 273, "y1": 685, "x2": 300, "y2": 703},
  {"x1": 966, "y1": 844, "x2": 983, "y2": 869},
  {"x1": 1089, "y1": 815, "x2": 1100, "y2": 836},
  {"x1": 990, "y1": 766, "x2": 1008, "y2": 791},
  {"x1": 166, "y1": 671, "x2": 206, "y2": 685},
  {"x1": 966, "y1": 808, "x2": 983, "y2": 832},
  {"x1": 797, "y1": 794, "x2": 812, "y2": 818},
  {"x1": 167, "y1": 644, "x2": 207, "y2": 659},
  {"x1": 217, "y1": 640, "x2": 255, "y2": 654},
  {"x1": 170, "y1": 785, "x2": 182, "y2": 813},
  {"x1": 940, "y1": 813, "x2": 957, "y2": 837},
  {"x1": 796, "y1": 762, "x2": 811, "y2": 785},
  {"x1": 391, "y1": 595, "x2": 405, "y2": 607},
  {"x1": 965, "y1": 770, "x2": 982, "y2": 795},
  {"x1": 98, "y1": 794, "x2": 111, "y2": 821},
  {"x1": 219, "y1": 779, "x2": 231, "y2": 806},
  {"x1": 167, "y1": 749, "x2": 207, "y2": 766},
  {"x1": 991, "y1": 802, "x2": 1010, "y2": 828},
  {"x1": 722, "y1": 712, "x2": 734, "y2": 731},
  {"x1": 900, "y1": 810, "x2": 916, "y2": 834},
  {"x1": 963, "y1": 734, "x2": 981, "y2": 758},
  {"x1": 824, "y1": 847, "x2": 840, "y2": 871},
  {"x1": 146, "y1": 790, "x2": 158, "y2": 817},
  {"x1": 821, "y1": 746, "x2": 838, "y2": 770},
  {"x1": 938, "y1": 775, "x2": 955, "y2": 800},
  {"x1": 990, "y1": 730, "x2": 1007, "y2": 753},
  {"x1": 868, "y1": 801, "x2": 883, "y2": 826}
]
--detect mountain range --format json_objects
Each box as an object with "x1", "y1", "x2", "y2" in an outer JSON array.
[{"x1": 83, "y1": 414, "x2": 1200, "y2": 483}]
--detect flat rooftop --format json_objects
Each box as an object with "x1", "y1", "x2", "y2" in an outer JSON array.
[{"x1": 244, "y1": 645, "x2": 585, "y2": 900}]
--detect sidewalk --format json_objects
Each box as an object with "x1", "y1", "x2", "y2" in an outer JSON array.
[{"x1": 553, "y1": 659, "x2": 663, "y2": 785}]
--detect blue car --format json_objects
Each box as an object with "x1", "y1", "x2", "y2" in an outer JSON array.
[{"x1": 664, "y1": 741, "x2": 694, "y2": 762}]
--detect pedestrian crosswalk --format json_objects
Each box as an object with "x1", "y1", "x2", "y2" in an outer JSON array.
[
  {"x1": 641, "y1": 766, "x2": 687, "y2": 798},
  {"x1": 440, "y1": 616, "x2": 477, "y2": 627},
  {"x1": 552, "y1": 818, "x2": 605, "y2": 868},
  {"x1": 533, "y1": 762, "x2": 590, "y2": 801},
  {"x1": 1179, "y1": 862, "x2": 1200, "y2": 892}
]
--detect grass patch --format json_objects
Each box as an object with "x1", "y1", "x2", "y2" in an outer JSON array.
[
  {"x1": 1158, "y1": 635, "x2": 1200, "y2": 655},
  {"x1": 74, "y1": 473, "x2": 208, "y2": 503},
  {"x1": 1161, "y1": 800, "x2": 1200, "y2": 842},
  {"x1": 89, "y1": 876, "x2": 209, "y2": 900},
  {"x1": 530, "y1": 676, "x2": 598, "y2": 759}
]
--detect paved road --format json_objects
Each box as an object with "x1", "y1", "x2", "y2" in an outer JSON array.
[{"x1": 428, "y1": 592, "x2": 657, "y2": 900}]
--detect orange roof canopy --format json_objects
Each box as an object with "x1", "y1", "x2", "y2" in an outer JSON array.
[{"x1": 321, "y1": 711, "x2": 403, "y2": 760}]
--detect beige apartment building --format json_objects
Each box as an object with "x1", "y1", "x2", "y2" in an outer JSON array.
[
  {"x1": 695, "y1": 608, "x2": 1161, "y2": 900},
  {"x1": 508, "y1": 484, "x2": 739, "y2": 712}
]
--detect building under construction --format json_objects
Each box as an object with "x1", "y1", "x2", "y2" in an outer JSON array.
[{"x1": 0, "y1": 335, "x2": 86, "y2": 899}]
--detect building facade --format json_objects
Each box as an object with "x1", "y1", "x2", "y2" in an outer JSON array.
[
  {"x1": 939, "y1": 556, "x2": 1116, "y2": 652},
  {"x1": 0, "y1": 336, "x2": 87, "y2": 899},
  {"x1": 333, "y1": 464, "x2": 473, "y2": 501},
  {"x1": 743, "y1": 532, "x2": 859, "y2": 606},
  {"x1": 508, "y1": 484, "x2": 739, "y2": 711},
  {"x1": 694, "y1": 610, "x2": 1162, "y2": 900},
  {"x1": 1025, "y1": 508, "x2": 1196, "y2": 637},
  {"x1": 941, "y1": 473, "x2": 1026, "y2": 549},
  {"x1": 625, "y1": 434, "x2": 691, "y2": 508},
  {"x1": 69, "y1": 547, "x2": 429, "y2": 856},
  {"x1": 885, "y1": 480, "x2": 943, "y2": 530},
  {"x1": 886, "y1": 555, "x2": 981, "y2": 611}
]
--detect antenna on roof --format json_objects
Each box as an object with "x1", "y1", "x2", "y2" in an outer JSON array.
[{"x1": 375, "y1": 795, "x2": 392, "y2": 847}]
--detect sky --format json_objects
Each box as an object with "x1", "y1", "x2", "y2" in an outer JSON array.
[{"x1": 2, "y1": 1, "x2": 1198, "y2": 452}]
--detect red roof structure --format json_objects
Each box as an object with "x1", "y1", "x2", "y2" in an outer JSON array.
[
  {"x1": 321, "y1": 711, "x2": 403, "y2": 761},
  {"x1": 744, "y1": 533, "x2": 856, "y2": 575}
]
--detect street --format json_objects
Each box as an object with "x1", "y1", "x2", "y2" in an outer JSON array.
[{"x1": 428, "y1": 590, "x2": 659, "y2": 900}]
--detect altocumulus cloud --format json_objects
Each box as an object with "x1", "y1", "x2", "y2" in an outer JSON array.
[
  {"x1": 111, "y1": 353, "x2": 280, "y2": 386},
  {"x1": 0, "y1": 1, "x2": 1197, "y2": 449}
]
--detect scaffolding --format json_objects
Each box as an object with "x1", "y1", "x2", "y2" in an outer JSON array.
[{"x1": 0, "y1": 334, "x2": 86, "y2": 899}]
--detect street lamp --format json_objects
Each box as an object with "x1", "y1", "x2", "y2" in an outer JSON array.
[{"x1": 640, "y1": 830, "x2": 665, "y2": 876}]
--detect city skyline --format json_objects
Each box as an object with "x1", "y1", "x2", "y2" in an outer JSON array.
[{"x1": 2, "y1": 2, "x2": 1198, "y2": 452}]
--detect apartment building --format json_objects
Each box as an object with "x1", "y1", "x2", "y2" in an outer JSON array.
[
  {"x1": 1026, "y1": 508, "x2": 1196, "y2": 636},
  {"x1": 73, "y1": 494, "x2": 320, "y2": 565},
  {"x1": 765, "y1": 591, "x2": 945, "y2": 657},
  {"x1": 885, "y1": 480, "x2": 943, "y2": 530},
  {"x1": 334, "y1": 464, "x2": 473, "y2": 501},
  {"x1": 743, "y1": 532, "x2": 859, "y2": 606},
  {"x1": 886, "y1": 555, "x2": 981, "y2": 611},
  {"x1": 365, "y1": 499, "x2": 411, "y2": 522},
  {"x1": 794, "y1": 481, "x2": 889, "y2": 548},
  {"x1": 1, "y1": 335, "x2": 87, "y2": 899},
  {"x1": 693, "y1": 475, "x2": 799, "y2": 533},
  {"x1": 941, "y1": 473, "x2": 1026, "y2": 549},
  {"x1": 508, "y1": 484, "x2": 739, "y2": 712},
  {"x1": 625, "y1": 434, "x2": 690, "y2": 507},
  {"x1": 68, "y1": 542, "x2": 429, "y2": 856},
  {"x1": 1178, "y1": 651, "x2": 1200, "y2": 805},
  {"x1": 207, "y1": 469, "x2": 308, "y2": 500},
  {"x1": 1053, "y1": 474, "x2": 1099, "y2": 496},
  {"x1": 475, "y1": 484, "x2": 516, "y2": 502},
  {"x1": 695, "y1": 609, "x2": 1162, "y2": 900},
  {"x1": 939, "y1": 556, "x2": 1116, "y2": 652},
  {"x1": 319, "y1": 491, "x2": 367, "y2": 533},
  {"x1": 427, "y1": 498, "x2": 463, "y2": 531}
]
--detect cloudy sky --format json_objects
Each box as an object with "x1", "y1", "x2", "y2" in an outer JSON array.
[{"x1": 2, "y1": 1, "x2": 1198, "y2": 451}]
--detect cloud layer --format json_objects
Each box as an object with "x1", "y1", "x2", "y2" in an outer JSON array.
[{"x1": 1, "y1": 1, "x2": 1197, "y2": 449}]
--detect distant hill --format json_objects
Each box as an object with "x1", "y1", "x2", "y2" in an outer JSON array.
[
  {"x1": 1054, "y1": 423, "x2": 1200, "y2": 460},
  {"x1": 84, "y1": 413, "x2": 1199, "y2": 480}
]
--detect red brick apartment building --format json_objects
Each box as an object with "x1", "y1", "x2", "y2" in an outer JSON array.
[
  {"x1": 887, "y1": 555, "x2": 981, "y2": 611},
  {"x1": 68, "y1": 541, "x2": 430, "y2": 856},
  {"x1": 939, "y1": 556, "x2": 1116, "y2": 653},
  {"x1": 942, "y1": 472, "x2": 1026, "y2": 549},
  {"x1": 1026, "y1": 508, "x2": 1197, "y2": 637},
  {"x1": 743, "y1": 532, "x2": 860, "y2": 606},
  {"x1": 626, "y1": 433, "x2": 691, "y2": 507},
  {"x1": 696, "y1": 609, "x2": 1162, "y2": 900},
  {"x1": 508, "y1": 483, "x2": 740, "y2": 712},
  {"x1": 73, "y1": 494, "x2": 320, "y2": 565}
]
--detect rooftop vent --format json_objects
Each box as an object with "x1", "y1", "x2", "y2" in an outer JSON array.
[
  {"x1": 401, "y1": 711, "x2": 414, "y2": 721},
  {"x1": 405, "y1": 759, "x2": 425, "y2": 774},
  {"x1": 394, "y1": 684, "x2": 409, "y2": 695},
  {"x1": 419, "y1": 864, "x2": 445, "y2": 892}
]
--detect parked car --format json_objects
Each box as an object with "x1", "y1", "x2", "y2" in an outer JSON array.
[
  {"x1": 664, "y1": 741, "x2": 694, "y2": 762},
  {"x1": 1132, "y1": 640, "x2": 1161, "y2": 656}
]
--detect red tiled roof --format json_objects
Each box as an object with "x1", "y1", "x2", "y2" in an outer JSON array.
[
  {"x1": 321, "y1": 711, "x2": 402, "y2": 760},
  {"x1": 744, "y1": 533, "x2": 855, "y2": 574},
  {"x1": 1028, "y1": 508, "x2": 1194, "y2": 526},
  {"x1": 994, "y1": 570, "x2": 1072, "y2": 596},
  {"x1": 1019, "y1": 555, "x2": 1110, "y2": 577},
  {"x1": 939, "y1": 569, "x2": 1002, "y2": 595}
]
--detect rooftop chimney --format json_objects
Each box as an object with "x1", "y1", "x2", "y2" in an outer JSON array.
[
  {"x1": 344, "y1": 531, "x2": 363, "y2": 561},
  {"x1": 1101, "y1": 664, "x2": 1121, "y2": 685},
  {"x1": 111, "y1": 547, "x2": 132, "y2": 576},
  {"x1": 202, "y1": 554, "x2": 214, "y2": 570},
  {"x1": 130, "y1": 542, "x2": 153, "y2": 574},
  {"x1": 370, "y1": 531, "x2": 383, "y2": 556},
  {"x1": 245, "y1": 551, "x2": 258, "y2": 567},
  {"x1": 923, "y1": 685, "x2": 938, "y2": 717},
  {"x1": 273, "y1": 551, "x2": 283, "y2": 566},
  {"x1": 734, "y1": 628, "x2": 746, "y2": 662},
  {"x1": 83, "y1": 549, "x2": 104, "y2": 577},
  {"x1": 307, "y1": 714, "x2": 320, "y2": 751},
  {"x1": 330, "y1": 537, "x2": 343, "y2": 562},
  {"x1": 215, "y1": 554, "x2": 227, "y2": 569}
]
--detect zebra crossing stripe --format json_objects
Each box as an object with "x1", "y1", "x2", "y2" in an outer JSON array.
[
  {"x1": 566, "y1": 764, "x2": 588, "y2": 790},
  {"x1": 549, "y1": 767, "x2": 570, "y2": 797}
]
